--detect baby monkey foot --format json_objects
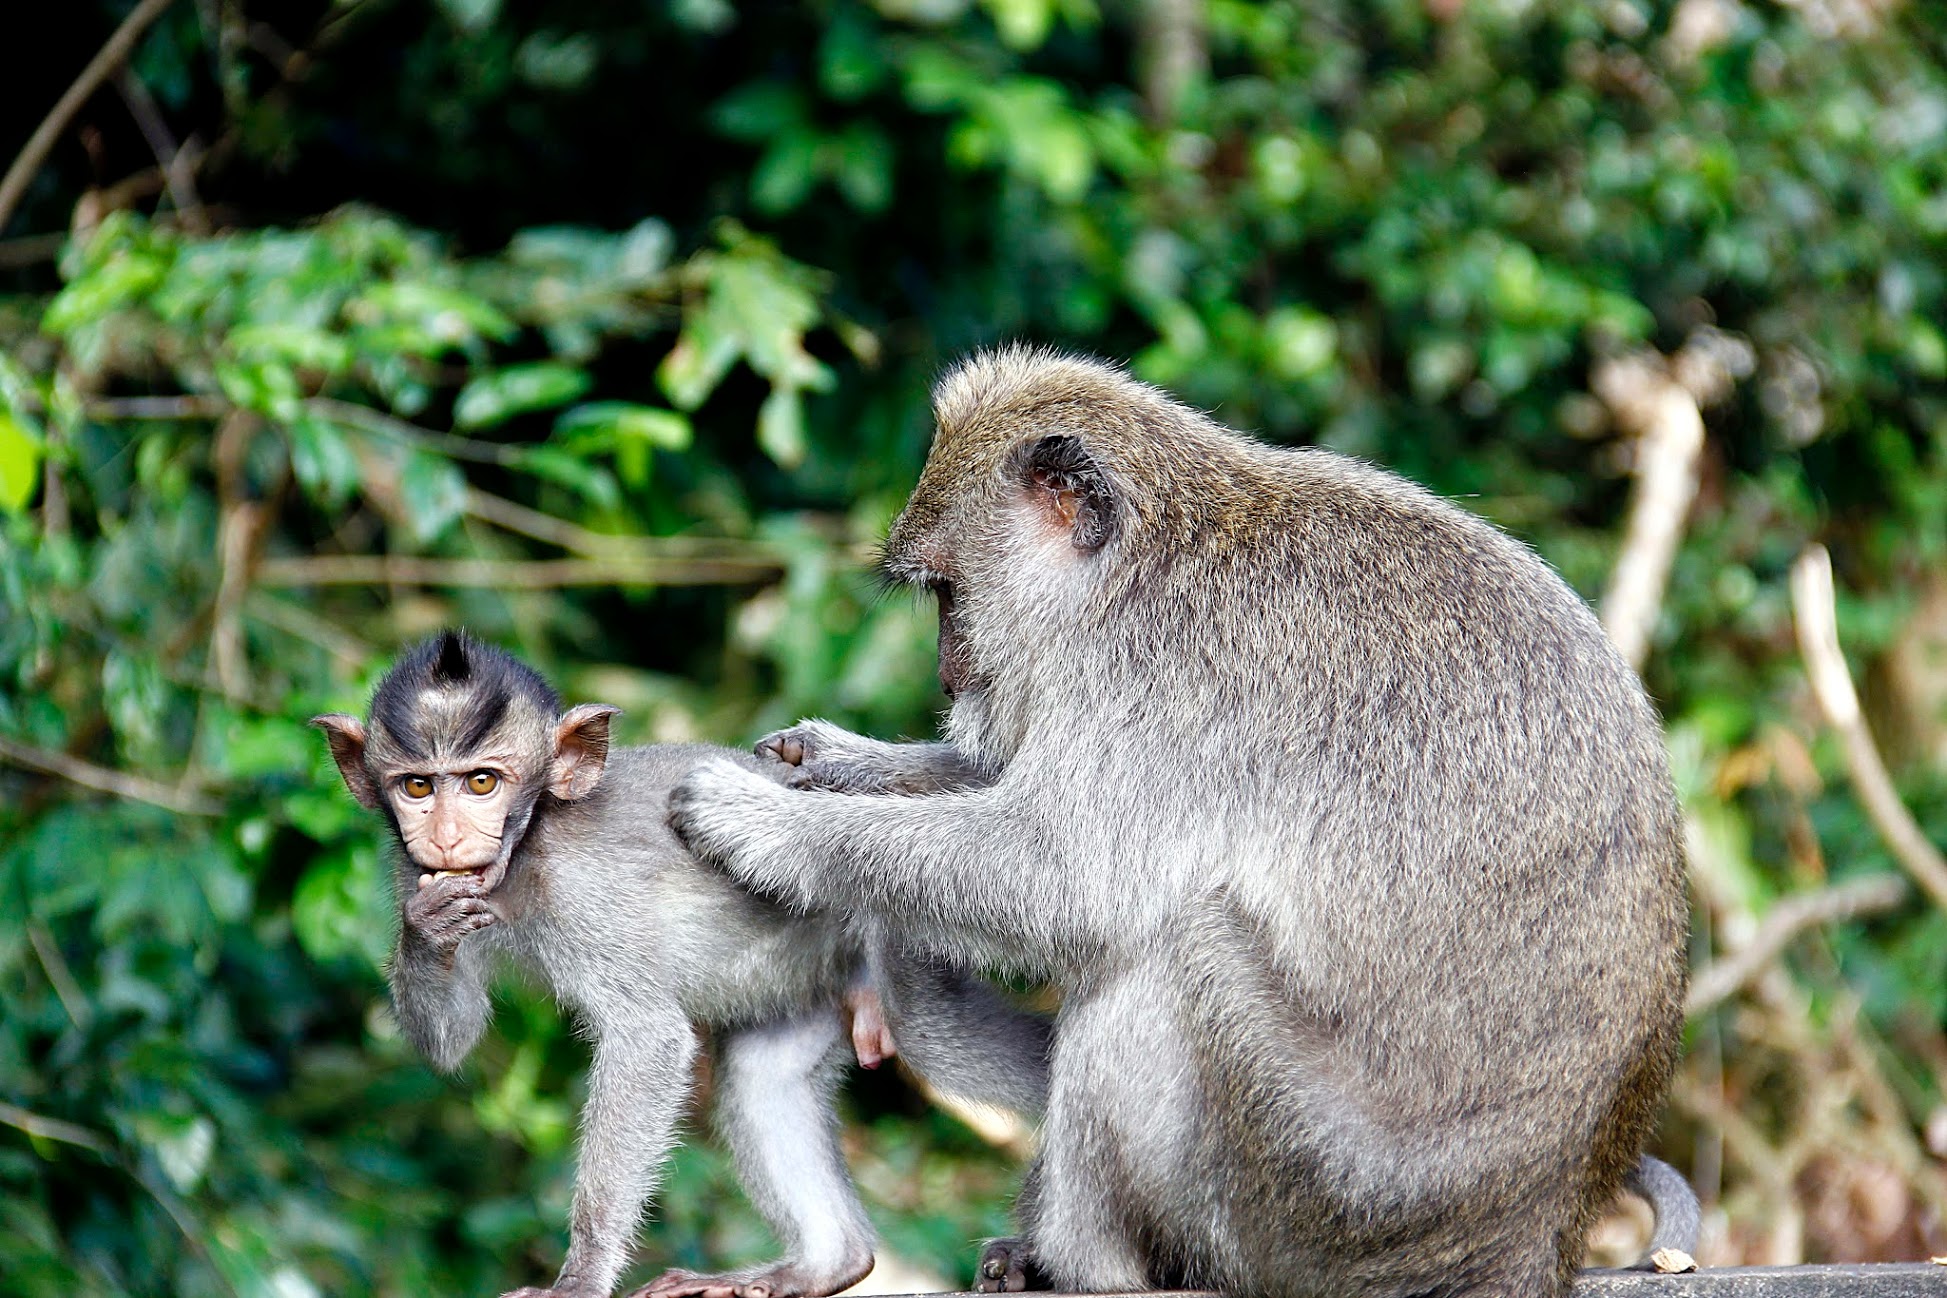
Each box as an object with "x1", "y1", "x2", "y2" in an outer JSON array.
[{"x1": 975, "y1": 1238, "x2": 1050, "y2": 1294}]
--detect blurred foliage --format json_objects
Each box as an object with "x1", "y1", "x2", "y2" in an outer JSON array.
[{"x1": 4, "y1": 0, "x2": 1947, "y2": 1292}]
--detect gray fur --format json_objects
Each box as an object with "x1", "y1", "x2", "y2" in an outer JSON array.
[
  {"x1": 327, "y1": 673, "x2": 1049, "y2": 1298},
  {"x1": 669, "y1": 347, "x2": 1691, "y2": 1298},
  {"x1": 1625, "y1": 1156, "x2": 1701, "y2": 1262}
]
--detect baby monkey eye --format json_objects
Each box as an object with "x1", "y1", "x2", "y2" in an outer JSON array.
[
  {"x1": 466, "y1": 770, "x2": 499, "y2": 795},
  {"x1": 400, "y1": 775, "x2": 433, "y2": 799}
]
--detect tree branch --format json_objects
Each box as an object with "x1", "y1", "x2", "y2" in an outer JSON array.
[
  {"x1": 0, "y1": 733, "x2": 220, "y2": 816},
  {"x1": 0, "y1": 0, "x2": 183, "y2": 234},
  {"x1": 256, "y1": 553, "x2": 785, "y2": 589},
  {"x1": 0, "y1": 1101, "x2": 114, "y2": 1156},
  {"x1": 113, "y1": 66, "x2": 207, "y2": 235},
  {"x1": 1686, "y1": 873, "x2": 1909, "y2": 1016},
  {"x1": 1595, "y1": 328, "x2": 1752, "y2": 670},
  {"x1": 1595, "y1": 355, "x2": 1707, "y2": 670},
  {"x1": 1791, "y1": 544, "x2": 1947, "y2": 913}
]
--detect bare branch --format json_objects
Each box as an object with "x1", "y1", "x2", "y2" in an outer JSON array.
[
  {"x1": 256, "y1": 553, "x2": 785, "y2": 589},
  {"x1": 245, "y1": 591, "x2": 374, "y2": 667},
  {"x1": 1791, "y1": 545, "x2": 1947, "y2": 913},
  {"x1": 1595, "y1": 329, "x2": 1752, "y2": 670},
  {"x1": 1138, "y1": 0, "x2": 1207, "y2": 124},
  {"x1": 308, "y1": 397, "x2": 522, "y2": 466},
  {"x1": 86, "y1": 395, "x2": 227, "y2": 421},
  {"x1": 0, "y1": 1101, "x2": 114, "y2": 1156},
  {"x1": 0, "y1": 231, "x2": 66, "y2": 269},
  {"x1": 1686, "y1": 873, "x2": 1909, "y2": 1016},
  {"x1": 463, "y1": 487, "x2": 644, "y2": 557},
  {"x1": 0, "y1": 0, "x2": 183, "y2": 234},
  {"x1": 112, "y1": 67, "x2": 207, "y2": 235},
  {"x1": 207, "y1": 411, "x2": 267, "y2": 697},
  {"x1": 1595, "y1": 355, "x2": 1706, "y2": 670},
  {"x1": 0, "y1": 734, "x2": 220, "y2": 816},
  {"x1": 28, "y1": 922, "x2": 93, "y2": 1030}
]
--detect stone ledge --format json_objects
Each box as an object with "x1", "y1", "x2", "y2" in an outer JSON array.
[
  {"x1": 897, "y1": 1266, "x2": 1947, "y2": 1298},
  {"x1": 1576, "y1": 1264, "x2": 1946, "y2": 1296}
]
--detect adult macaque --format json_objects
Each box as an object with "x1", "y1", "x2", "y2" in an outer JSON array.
[
  {"x1": 313, "y1": 631, "x2": 1047, "y2": 1298},
  {"x1": 671, "y1": 347, "x2": 1692, "y2": 1298}
]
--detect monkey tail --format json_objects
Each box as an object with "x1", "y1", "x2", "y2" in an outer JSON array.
[{"x1": 1623, "y1": 1155, "x2": 1700, "y2": 1267}]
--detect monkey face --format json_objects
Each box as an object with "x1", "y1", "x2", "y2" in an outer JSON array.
[
  {"x1": 883, "y1": 353, "x2": 1128, "y2": 716},
  {"x1": 383, "y1": 763, "x2": 522, "y2": 884},
  {"x1": 313, "y1": 630, "x2": 618, "y2": 895}
]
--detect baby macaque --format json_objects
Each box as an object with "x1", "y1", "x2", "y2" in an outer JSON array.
[{"x1": 313, "y1": 631, "x2": 1047, "y2": 1298}]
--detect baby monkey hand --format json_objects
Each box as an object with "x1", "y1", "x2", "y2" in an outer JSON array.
[{"x1": 404, "y1": 871, "x2": 497, "y2": 963}]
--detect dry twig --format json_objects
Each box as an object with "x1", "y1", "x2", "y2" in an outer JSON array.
[
  {"x1": 112, "y1": 66, "x2": 207, "y2": 234},
  {"x1": 1594, "y1": 353, "x2": 1705, "y2": 668},
  {"x1": 0, "y1": 0, "x2": 183, "y2": 233},
  {"x1": 1791, "y1": 545, "x2": 1947, "y2": 913},
  {"x1": 257, "y1": 553, "x2": 785, "y2": 589},
  {"x1": 0, "y1": 733, "x2": 220, "y2": 816},
  {"x1": 1686, "y1": 874, "x2": 1908, "y2": 1016},
  {"x1": 0, "y1": 1101, "x2": 114, "y2": 1155},
  {"x1": 1594, "y1": 329, "x2": 1753, "y2": 669}
]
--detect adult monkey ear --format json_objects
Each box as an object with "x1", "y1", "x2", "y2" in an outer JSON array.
[
  {"x1": 551, "y1": 704, "x2": 621, "y2": 801},
  {"x1": 1021, "y1": 435, "x2": 1116, "y2": 552},
  {"x1": 310, "y1": 714, "x2": 380, "y2": 809}
]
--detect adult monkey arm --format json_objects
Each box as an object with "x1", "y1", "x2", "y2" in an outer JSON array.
[
  {"x1": 758, "y1": 719, "x2": 992, "y2": 795},
  {"x1": 668, "y1": 762, "x2": 1109, "y2": 962}
]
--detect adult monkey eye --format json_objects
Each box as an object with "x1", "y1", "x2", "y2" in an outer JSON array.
[
  {"x1": 467, "y1": 770, "x2": 500, "y2": 795},
  {"x1": 401, "y1": 775, "x2": 433, "y2": 799}
]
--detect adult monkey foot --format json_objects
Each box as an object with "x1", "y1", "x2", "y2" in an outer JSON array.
[{"x1": 975, "y1": 1238, "x2": 1051, "y2": 1294}]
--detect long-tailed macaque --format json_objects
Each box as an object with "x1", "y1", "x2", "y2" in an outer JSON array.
[
  {"x1": 313, "y1": 631, "x2": 1047, "y2": 1298},
  {"x1": 669, "y1": 347, "x2": 1693, "y2": 1298}
]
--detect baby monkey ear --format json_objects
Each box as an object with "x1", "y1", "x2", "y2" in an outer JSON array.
[
  {"x1": 310, "y1": 714, "x2": 380, "y2": 809},
  {"x1": 1021, "y1": 435, "x2": 1116, "y2": 553},
  {"x1": 550, "y1": 704, "x2": 621, "y2": 801}
]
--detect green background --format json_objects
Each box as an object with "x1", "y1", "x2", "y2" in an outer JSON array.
[{"x1": 3, "y1": 0, "x2": 1946, "y2": 1293}]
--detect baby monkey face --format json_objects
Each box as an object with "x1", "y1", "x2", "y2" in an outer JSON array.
[{"x1": 385, "y1": 762, "x2": 520, "y2": 883}]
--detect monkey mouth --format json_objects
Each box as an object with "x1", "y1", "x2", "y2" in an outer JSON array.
[{"x1": 418, "y1": 861, "x2": 505, "y2": 891}]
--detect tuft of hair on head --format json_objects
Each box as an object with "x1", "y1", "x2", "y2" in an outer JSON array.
[
  {"x1": 368, "y1": 629, "x2": 560, "y2": 759},
  {"x1": 432, "y1": 628, "x2": 472, "y2": 684}
]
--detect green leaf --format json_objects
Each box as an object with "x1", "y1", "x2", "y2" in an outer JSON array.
[
  {"x1": 292, "y1": 841, "x2": 391, "y2": 969},
  {"x1": 751, "y1": 130, "x2": 822, "y2": 215},
  {"x1": 42, "y1": 249, "x2": 168, "y2": 335},
  {"x1": 980, "y1": 0, "x2": 1056, "y2": 49},
  {"x1": 555, "y1": 402, "x2": 692, "y2": 450},
  {"x1": 453, "y1": 362, "x2": 593, "y2": 429},
  {"x1": 510, "y1": 445, "x2": 622, "y2": 509},
  {"x1": 398, "y1": 451, "x2": 468, "y2": 542},
  {"x1": 757, "y1": 385, "x2": 807, "y2": 468},
  {"x1": 657, "y1": 320, "x2": 742, "y2": 411},
  {"x1": 0, "y1": 414, "x2": 43, "y2": 514},
  {"x1": 215, "y1": 714, "x2": 317, "y2": 781},
  {"x1": 287, "y1": 415, "x2": 362, "y2": 509}
]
